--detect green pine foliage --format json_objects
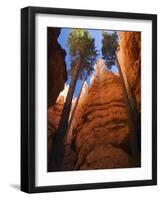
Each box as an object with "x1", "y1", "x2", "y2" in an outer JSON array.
[
  {"x1": 101, "y1": 31, "x2": 119, "y2": 69},
  {"x1": 68, "y1": 29, "x2": 97, "y2": 80}
]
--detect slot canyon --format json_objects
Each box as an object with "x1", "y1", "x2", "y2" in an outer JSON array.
[{"x1": 47, "y1": 28, "x2": 141, "y2": 171}]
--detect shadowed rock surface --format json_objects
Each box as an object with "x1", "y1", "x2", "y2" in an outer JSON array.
[
  {"x1": 48, "y1": 84, "x2": 70, "y2": 160},
  {"x1": 48, "y1": 27, "x2": 67, "y2": 108},
  {"x1": 118, "y1": 32, "x2": 141, "y2": 111},
  {"x1": 47, "y1": 27, "x2": 67, "y2": 163},
  {"x1": 48, "y1": 96, "x2": 64, "y2": 159}
]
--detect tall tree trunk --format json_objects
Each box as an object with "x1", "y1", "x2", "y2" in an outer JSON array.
[
  {"x1": 65, "y1": 73, "x2": 88, "y2": 144},
  {"x1": 115, "y1": 53, "x2": 139, "y2": 167},
  {"x1": 49, "y1": 59, "x2": 81, "y2": 171}
]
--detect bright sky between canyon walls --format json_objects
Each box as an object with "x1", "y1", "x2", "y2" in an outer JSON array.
[{"x1": 57, "y1": 28, "x2": 118, "y2": 97}]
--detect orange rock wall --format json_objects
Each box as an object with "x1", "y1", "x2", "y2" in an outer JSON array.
[
  {"x1": 72, "y1": 61, "x2": 131, "y2": 170},
  {"x1": 47, "y1": 27, "x2": 67, "y2": 160},
  {"x1": 118, "y1": 32, "x2": 141, "y2": 111},
  {"x1": 48, "y1": 96, "x2": 64, "y2": 158}
]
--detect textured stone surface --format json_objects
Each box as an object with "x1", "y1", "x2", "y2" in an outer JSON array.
[
  {"x1": 72, "y1": 60, "x2": 131, "y2": 170},
  {"x1": 47, "y1": 27, "x2": 68, "y2": 162},
  {"x1": 118, "y1": 32, "x2": 141, "y2": 111},
  {"x1": 48, "y1": 85, "x2": 69, "y2": 159},
  {"x1": 80, "y1": 144, "x2": 130, "y2": 170},
  {"x1": 48, "y1": 96, "x2": 64, "y2": 158},
  {"x1": 48, "y1": 27, "x2": 67, "y2": 108}
]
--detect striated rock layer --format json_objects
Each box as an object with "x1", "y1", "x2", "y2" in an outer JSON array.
[{"x1": 72, "y1": 60, "x2": 131, "y2": 170}]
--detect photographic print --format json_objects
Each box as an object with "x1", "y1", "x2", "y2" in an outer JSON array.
[
  {"x1": 21, "y1": 7, "x2": 157, "y2": 193},
  {"x1": 47, "y1": 27, "x2": 141, "y2": 172}
]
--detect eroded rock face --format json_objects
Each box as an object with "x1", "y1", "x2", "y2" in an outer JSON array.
[
  {"x1": 47, "y1": 27, "x2": 68, "y2": 164},
  {"x1": 48, "y1": 85, "x2": 69, "y2": 159},
  {"x1": 72, "y1": 60, "x2": 131, "y2": 170},
  {"x1": 118, "y1": 32, "x2": 141, "y2": 111},
  {"x1": 48, "y1": 27, "x2": 67, "y2": 108},
  {"x1": 48, "y1": 96, "x2": 64, "y2": 158}
]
